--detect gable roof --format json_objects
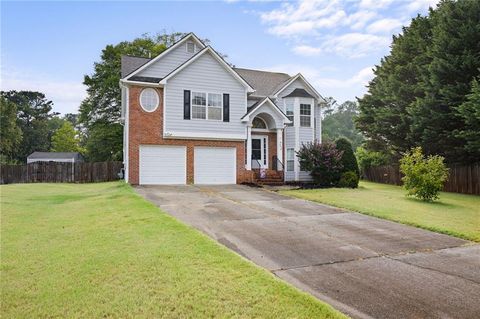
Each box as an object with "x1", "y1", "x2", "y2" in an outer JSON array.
[
  {"x1": 123, "y1": 33, "x2": 206, "y2": 79},
  {"x1": 233, "y1": 68, "x2": 291, "y2": 97},
  {"x1": 241, "y1": 97, "x2": 291, "y2": 123},
  {"x1": 284, "y1": 88, "x2": 315, "y2": 98},
  {"x1": 274, "y1": 73, "x2": 324, "y2": 101},
  {"x1": 159, "y1": 46, "x2": 255, "y2": 92},
  {"x1": 27, "y1": 152, "x2": 81, "y2": 159},
  {"x1": 121, "y1": 55, "x2": 150, "y2": 78}
]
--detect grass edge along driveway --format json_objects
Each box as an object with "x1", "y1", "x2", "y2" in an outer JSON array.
[
  {"x1": 281, "y1": 181, "x2": 479, "y2": 242},
  {"x1": 1, "y1": 182, "x2": 346, "y2": 318}
]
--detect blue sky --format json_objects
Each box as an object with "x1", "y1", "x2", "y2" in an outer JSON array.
[{"x1": 1, "y1": 0, "x2": 438, "y2": 114}]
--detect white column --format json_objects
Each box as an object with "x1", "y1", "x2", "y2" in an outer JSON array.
[
  {"x1": 276, "y1": 128, "x2": 283, "y2": 171},
  {"x1": 246, "y1": 125, "x2": 252, "y2": 170}
]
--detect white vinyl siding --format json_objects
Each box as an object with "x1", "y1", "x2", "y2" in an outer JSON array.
[
  {"x1": 139, "y1": 145, "x2": 186, "y2": 185},
  {"x1": 194, "y1": 147, "x2": 236, "y2": 184},
  {"x1": 165, "y1": 52, "x2": 247, "y2": 139},
  {"x1": 136, "y1": 39, "x2": 202, "y2": 79}
]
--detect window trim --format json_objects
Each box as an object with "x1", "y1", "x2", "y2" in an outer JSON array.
[
  {"x1": 300, "y1": 103, "x2": 311, "y2": 127},
  {"x1": 190, "y1": 91, "x2": 223, "y2": 121},
  {"x1": 286, "y1": 103, "x2": 294, "y2": 126},
  {"x1": 186, "y1": 41, "x2": 195, "y2": 53},
  {"x1": 139, "y1": 88, "x2": 160, "y2": 112},
  {"x1": 286, "y1": 148, "x2": 295, "y2": 172}
]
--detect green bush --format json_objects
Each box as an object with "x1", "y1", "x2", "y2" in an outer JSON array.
[
  {"x1": 335, "y1": 138, "x2": 360, "y2": 177},
  {"x1": 297, "y1": 141, "x2": 343, "y2": 187},
  {"x1": 355, "y1": 146, "x2": 389, "y2": 175},
  {"x1": 399, "y1": 147, "x2": 449, "y2": 201},
  {"x1": 338, "y1": 171, "x2": 359, "y2": 188}
]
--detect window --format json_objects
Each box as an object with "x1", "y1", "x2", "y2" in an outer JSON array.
[
  {"x1": 191, "y1": 91, "x2": 223, "y2": 120},
  {"x1": 208, "y1": 93, "x2": 222, "y2": 120},
  {"x1": 252, "y1": 117, "x2": 267, "y2": 129},
  {"x1": 186, "y1": 41, "x2": 195, "y2": 53},
  {"x1": 300, "y1": 104, "x2": 311, "y2": 127},
  {"x1": 286, "y1": 103, "x2": 294, "y2": 126},
  {"x1": 192, "y1": 92, "x2": 206, "y2": 119},
  {"x1": 287, "y1": 148, "x2": 295, "y2": 171},
  {"x1": 139, "y1": 88, "x2": 159, "y2": 112}
]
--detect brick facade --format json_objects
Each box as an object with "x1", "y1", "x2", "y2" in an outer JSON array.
[{"x1": 127, "y1": 85, "x2": 254, "y2": 185}]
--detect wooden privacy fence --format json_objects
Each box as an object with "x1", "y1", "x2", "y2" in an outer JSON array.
[
  {"x1": 0, "y1": 161, "x2": 123, "y2": 184},
  {"x1": 363, "y1": 163, "x2": 480, "y2": 195}
]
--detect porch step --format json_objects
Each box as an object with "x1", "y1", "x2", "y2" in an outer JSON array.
[{"x1": 255, "y1": 177, "x2": 284, "y2": 186}]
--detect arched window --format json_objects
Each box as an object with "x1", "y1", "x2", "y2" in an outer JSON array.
[{"x1": 252, "y1": 117, "x2": 267, "y2": 129}]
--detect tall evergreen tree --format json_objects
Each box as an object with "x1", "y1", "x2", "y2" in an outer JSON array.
[
  {"x1": 410, "y1": 0, "x2": 480, "y2": 163},
  {"x1": 356, "y1": 14, "x2": 432, "y2": 157},
  {"x1": 456, "y1": 78, "x2": 480, "y2": 155},
  {"x1": 357, "y1": 0, "x2": 480, "y2": 164}
]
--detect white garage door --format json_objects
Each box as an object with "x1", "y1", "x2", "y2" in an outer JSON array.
[
  {"x1": 139, "y1": 145, "x2": 186, "y2": 185},
  {"x1": 194, "y1": 147, "x2": 236, "y2": 184}
]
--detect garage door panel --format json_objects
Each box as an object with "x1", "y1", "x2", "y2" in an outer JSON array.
[
  {"x1": 139, "y1": 146, "x2": 186, "y2": 185},
  {"x1": 194, "y1": 147, "x2": 236, "y2": 184}
]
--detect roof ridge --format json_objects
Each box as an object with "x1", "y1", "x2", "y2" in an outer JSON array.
[{"x1": 233, "y1": 67, "x2": 291, "y2": 77}]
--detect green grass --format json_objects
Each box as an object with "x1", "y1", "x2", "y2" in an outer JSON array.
[
  {"x1": 0, "y1": 182, "x2": 346, "y2": 319},
  {"x1": 281, "y1": 181, "x2": 480, "y2": 242}
]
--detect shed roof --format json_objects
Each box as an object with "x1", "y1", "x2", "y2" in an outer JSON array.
[{"x1": 27, "y1": 152, "x2": 81, "y2": 159}]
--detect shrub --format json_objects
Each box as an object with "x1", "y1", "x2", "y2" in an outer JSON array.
[
  {"x1": 336, "y1": 137, "x2": 360, "y2": 177},
  {"x1": 338, "y1": 171, "x2": 359, "y2": 188},
  {"x1": 297, "y1": 141, "x2": 343, "y2": 187},
  {"x1": 355, "y1": 146, "x2": 389, "y2": 176},
  {"x1": 399, "y1": 147, "x2": 449, "y2": 201}
]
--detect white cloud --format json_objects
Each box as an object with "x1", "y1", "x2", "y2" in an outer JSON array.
[
  {"x1": 366, "y1": 18, "x2": 403, "y2": 34},
  {"x1": 293, "y1": 33, "x2": 389, "y2": 58},
  {"x1": 405, "y1": 0, "x2": 440, "y2": 13},
  {"x1": 358, "y1": 0, "x2": 394, "y2": 10},
  {"x1": 1, "y1": 66, "x2": 87, "y2": 114}
]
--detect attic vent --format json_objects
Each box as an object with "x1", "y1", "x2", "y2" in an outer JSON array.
[{"x1": 186, "y1": 41, "x2": 195, "y2": 53}]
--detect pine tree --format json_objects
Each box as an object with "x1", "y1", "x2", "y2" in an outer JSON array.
[
  {"x1": 411, "y1": 0, "x2": 480, "y2": 163},
  {"x1": 456, "y1": 79, "x2": 480, "y2": 156}
]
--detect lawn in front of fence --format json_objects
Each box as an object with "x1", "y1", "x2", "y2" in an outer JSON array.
[
  {"x1": 0, "y1": 182, "x2": 345, "y2": 318},
  {"x1": 281, "y1": 181, "x2": 480, "y2": 242}
]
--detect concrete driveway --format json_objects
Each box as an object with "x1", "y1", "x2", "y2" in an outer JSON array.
[{"x1": 136, "y1": 184, "x2": 480, "y2": 319}]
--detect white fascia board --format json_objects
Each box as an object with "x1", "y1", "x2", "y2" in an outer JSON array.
[
  {"x1": 124, "y1": 33, "x2": 206, "y2": 79},
  {"x1": 159, "y1": 47, "x2": 255, "y2": 93},
  {"x1": 120, "y1": 79, "x2": 163, "y2": 87},
  {"x1": 163, "y1": 131, "x2": 246, "y2": 141}
]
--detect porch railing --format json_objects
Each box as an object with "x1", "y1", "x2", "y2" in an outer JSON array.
[{"x1": 272, "y1": 155, "x2": 284, "y2": 171}]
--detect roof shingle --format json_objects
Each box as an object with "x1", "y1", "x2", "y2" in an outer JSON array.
[{"x1": 233, "y1": 68, "x2": 291, "y2": 97}]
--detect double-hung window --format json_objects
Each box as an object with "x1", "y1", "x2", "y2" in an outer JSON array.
[
  {"x1": 286, "y1": 148, "x2": 295, "y2": 171},
  {"x1": 300, "y1": 104, "x2": 311, "y2": 127},
  {"x1": 191, "y1": 91, "x2": 222, "y2": 120},
  {"x1": 286, "y1": 103, "x2": 294, "y2": 126},
  {"x1": 207, "y1": 93, "x2": 222, "y2": 120},
  {"x1": 192, "y1": 92, "x2": 206, "y2": 119}
]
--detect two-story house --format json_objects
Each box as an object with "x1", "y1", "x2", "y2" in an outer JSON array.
[{"x1": 120, "y1": 33, "x2": 325, "y2": 185}]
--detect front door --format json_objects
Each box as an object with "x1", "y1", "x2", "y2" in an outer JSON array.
[{"x1": 251, "y1": 136, "x2": 268, "y2": 169}]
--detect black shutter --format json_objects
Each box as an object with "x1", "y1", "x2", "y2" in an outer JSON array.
[
  {"x1": 223, "y1": 93, "x2": 230, "y2": 122},
  {"x1": 183, "y1": 90, "x2": 191, "y2": 120}
]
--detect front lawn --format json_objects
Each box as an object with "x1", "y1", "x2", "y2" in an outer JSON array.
[
  {"x1": 1, "y1": 182, "x2": 345, "y2": 318},
  {"x1": 281, "y1": 181, "x2": 479, "y2": 242}
]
